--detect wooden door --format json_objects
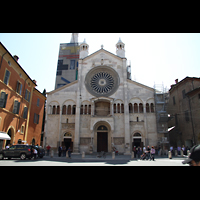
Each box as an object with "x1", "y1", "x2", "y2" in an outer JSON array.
[{"x1": 97, "y1": 132, "x2": 108, "y2": 152}]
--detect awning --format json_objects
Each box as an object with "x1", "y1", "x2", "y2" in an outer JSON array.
[
  {"x1": 168, "y1": 126, "x2": 175, "y2": 132},
  {"x1": 0, "y1": 131, "x2": 11, "y2": 140}
]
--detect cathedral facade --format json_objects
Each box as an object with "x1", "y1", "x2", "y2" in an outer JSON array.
[{"x1": 45, "y1": 34, "x2": 158, "y2": 154}]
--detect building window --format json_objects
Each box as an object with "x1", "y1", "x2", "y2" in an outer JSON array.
[
  {"x1": 34, "y1": 113, "x2": 40, "y2": 124},
  {"x1": 121, "y1": 104, "x2": 124, "y2": 113},
  {"x1": 182, "y1": 89, "x2": 186, "y2": 99},
  {"x1": 25, "y1": 89, "x2": 31, "y2": 102},
  {"x1": 13, "y1": 100, "x2": 20, "y2": 114},
  {"x1": 67, "y1": 105, "x2": 71, "y2": 115},
  {"x1": 57, "y1": 106, "x2": 60, "y2": 114},
  {"x1": 185, "y1": 110, "x2": 190, "y2": 122},
  {"x1": 150, "y1": 103, "x2": 154, "y2": 113},
  {"x1": 37, "y1": 98, "x2": 40, "y2": 107},
  {"x1": 139, "y1": 103, "x2": 143, "y2": 113},
  {"x1": 129, "y1": 103, "x2": 133, "y2": 113},
  {"x1": 175, "y1": 113, "x2": 178, "y2": 125},
  {"x1": 52, "y1": 106, "x2": 56, "y2": 114},
  {"x1": 4, "y1": 70, "x2": 10, "y2": 85},
  {"x1": 16, "y1": 81, "x2": 23, "y2": 95},
  {"x1": 62, "y1": 105, "x2": 66, "y2": 115},
  {"x1": 21, "y1": 125, "x2": 25, "y2": 134},
  {"x1": 70, "y1": 60, "x2": 75, "y2": 70},
  {"x1": 173, "y1": 96, "x2": 176, "y2": 105},
  {"x1": 57, "y1": 70, "x2": 62, "y2": 75},
  {"x1": 23, "y1": 106, "x2": 28, "y2": 119},
  {"x1": 146, "y1": 103, "x2": 150, "y2": 113},
  {"x1": 0, "y1": 91, "x2": 8, "y2": 108},
  {"x1": 134, "y1": 103, "x2": 138, "y2": 113}
]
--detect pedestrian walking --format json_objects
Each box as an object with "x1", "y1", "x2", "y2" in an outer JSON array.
[
  {"x1": 177, "y1": 146, "x2": 181, "y2": 155},
  {"x1": 133, "y1": 146, "x2": 136, "y2": 158},
  {"x1": 150, "y1": 146, "x2": 155, "y2": 161},
  {"x1": 58, "y1": 145, "x2": 62, "y2": 157},
  {"x1": 137, "y1": 147, "x2": 142, "y2": 158},
  {"x1": 143, "y1": 146, "x2": 146, "y2": 153},
  {"x1": 33, "y1": 148, "x2": 37, "y2": 159},
  {"x1": 170, "y1": 145, "x2": 173, "y2": 155},
  {"x1": 68, "y1": 147, "x2": 72, "y2": 159},
  {"x1": 146, "y1": 146, "x2": 151, "y2": 160},
  {"x1": 62, "y1": 146, "x2": 66, "y2": 157},
  {"x1": 46, "y1": 145, "x2": 51, "y2": 156}
]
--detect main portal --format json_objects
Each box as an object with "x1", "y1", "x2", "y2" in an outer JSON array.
[{"x1": 97, "y1": 132, "x2": 108, "y2": 152}]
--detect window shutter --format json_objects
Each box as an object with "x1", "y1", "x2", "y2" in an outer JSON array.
[
  {"x1": 0, "y1": 92, "x2": 5, "y2": 108},
  {"x1": 34, "y1": 113, "x2": 36, "y2": 123},
  {"x1": 19, "y1": 84, "x2": 22, "y2": 95},
  {"x1": 28, "y1": 91, "x2": 31, "y2": 102},
  {"x1": 3, "y1": 94, "x2": 8, "y2": 108},
  {"x1": 23, "y1": 107, "x2": 28, "y2": 119},
  {"x1": 13, "y1": 100, "x2": 18, "y2": 114},
  {"x1": 16, "y1": 81, "x2": 20, "y2": 93},
  {"x1": 4, "y1": 70, "x2": 10, "y2": 85},
  {"x1": 17, "y1": 102, "x2": 20, "y2": 114}
]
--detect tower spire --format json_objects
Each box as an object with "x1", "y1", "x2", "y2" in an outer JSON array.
[
  {"x1": 116, "y1": 37, "x2": 125, "y2": 57},
  {"x1": 70, "y1": 33, "x2": 79, "y2": 43}
]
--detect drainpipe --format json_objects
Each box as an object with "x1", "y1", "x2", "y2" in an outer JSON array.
[
  {"x1": 0, "y1": 52, "x2": 8, "y2": 69},
  {"x1": 187, "y1": 95, "x2": 196, "y2": 145}
]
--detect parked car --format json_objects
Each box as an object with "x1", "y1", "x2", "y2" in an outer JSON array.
[{"x1": 0, "y1": 144, "x2": 32, "y2": 160}]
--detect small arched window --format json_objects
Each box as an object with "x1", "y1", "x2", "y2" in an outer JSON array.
[
  {"x1": 57, "y1": 106, "x2": 60, "y2": 114},
  {"x1": 129, "y1": 103, "x2": 133, "y2": 113},
  {"x1": 121, "y1": 104, "x2": 124, "y2": 113},
  {"x1": 52, "y1": 106, "x2": 56, "y2": 114},
  {"x1": 62, "y1": 105, "x2": 66, "y2": 115},
  {"x1": 139, "y1": 103, "x2": 143, "y2": 113},
  {"x1": 134, "y1": 103, "x2": 138, "y2": 113},
  {"x1": 67, "y1": 105, "x2": 71, "y2": 115},
  {"x1": 150, "y1": 103, "x2": 154, "y2": 113},
  {"x1": 134, "y1": 132, "x2": 141, "y2": 137},
  {"x1": 114, "y1": 104, "x2": 116, "y2": 113},
  {"x1": 146, "y1": 103, "x2": 150, "y2": 113},
  {"x1": 97, "y1": 125, "x2": 108, "y2": 130}
]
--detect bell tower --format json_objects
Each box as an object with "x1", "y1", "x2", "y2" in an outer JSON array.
[
  {"x1": 79, "y1": 39, "x2": 89, "y2": 59},
  {"x1": 116, "y1": 38, "x2": 125, "y2": 58},
  {"x1": 70, "y1": 33, "x2": 79, "y2": 43}
]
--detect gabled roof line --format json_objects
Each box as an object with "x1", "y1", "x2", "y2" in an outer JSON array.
[{"x1": 80, "y1": 48, "x2": 126, "y2": 61}]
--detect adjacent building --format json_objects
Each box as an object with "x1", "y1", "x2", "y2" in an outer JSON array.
[
  {"x1": 168, "y1": 77, "x2": 200, "y2": 148},
  {"x1": 0, "y1": 42, "x2": 46, "y2": 149},
  {"x1": 54, "y1": 33, "x2": 79, "y2": 89}
]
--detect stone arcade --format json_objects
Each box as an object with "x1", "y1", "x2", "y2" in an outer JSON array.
[{"x1": 44, "y1": 34, "x2": 158, "y2": 154}]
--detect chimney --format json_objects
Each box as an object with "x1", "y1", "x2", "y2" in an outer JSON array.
[
  {"x1": 13, "y1": 55, "x2": 19, "y2": 62},
  {"x1": 33, "y1": 79, "x2": 37, "y2": 86},
  {"x1": 175, "y1": 79, "x2": 178, "y2": 84}
]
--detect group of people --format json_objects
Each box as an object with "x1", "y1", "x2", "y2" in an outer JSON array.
[
  {"x1": 133, "y1": 146, "x2": 156, "y2": 161},
  {"x1": 46, "y1": 144, "x2": 72, "y2": 158},
  {"x1": 58, "y1": 145, "x2": 72, "y2": 158},
  {"x1": 169, "y1": 145, "x2": 190, "y2": 156}
]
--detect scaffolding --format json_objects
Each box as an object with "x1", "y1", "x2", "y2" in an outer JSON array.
[
  {"x1": 127, "y1": 60, "x2": 132, "y2": 80},
  {"x1": 154, "y1": 83, "x2": 170, "y2": 149}
]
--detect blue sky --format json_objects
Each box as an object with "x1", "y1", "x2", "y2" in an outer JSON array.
[{"x1": 1, "y1": 33, "x2": 200, "y2": 93}]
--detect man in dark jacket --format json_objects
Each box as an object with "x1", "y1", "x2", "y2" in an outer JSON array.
[
  {"x1": 146, "y1": 146, "x2": 151, "y2": 160},
  {"x1": 58, "y1": 145, "x2": 62, "y2": 157}
]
